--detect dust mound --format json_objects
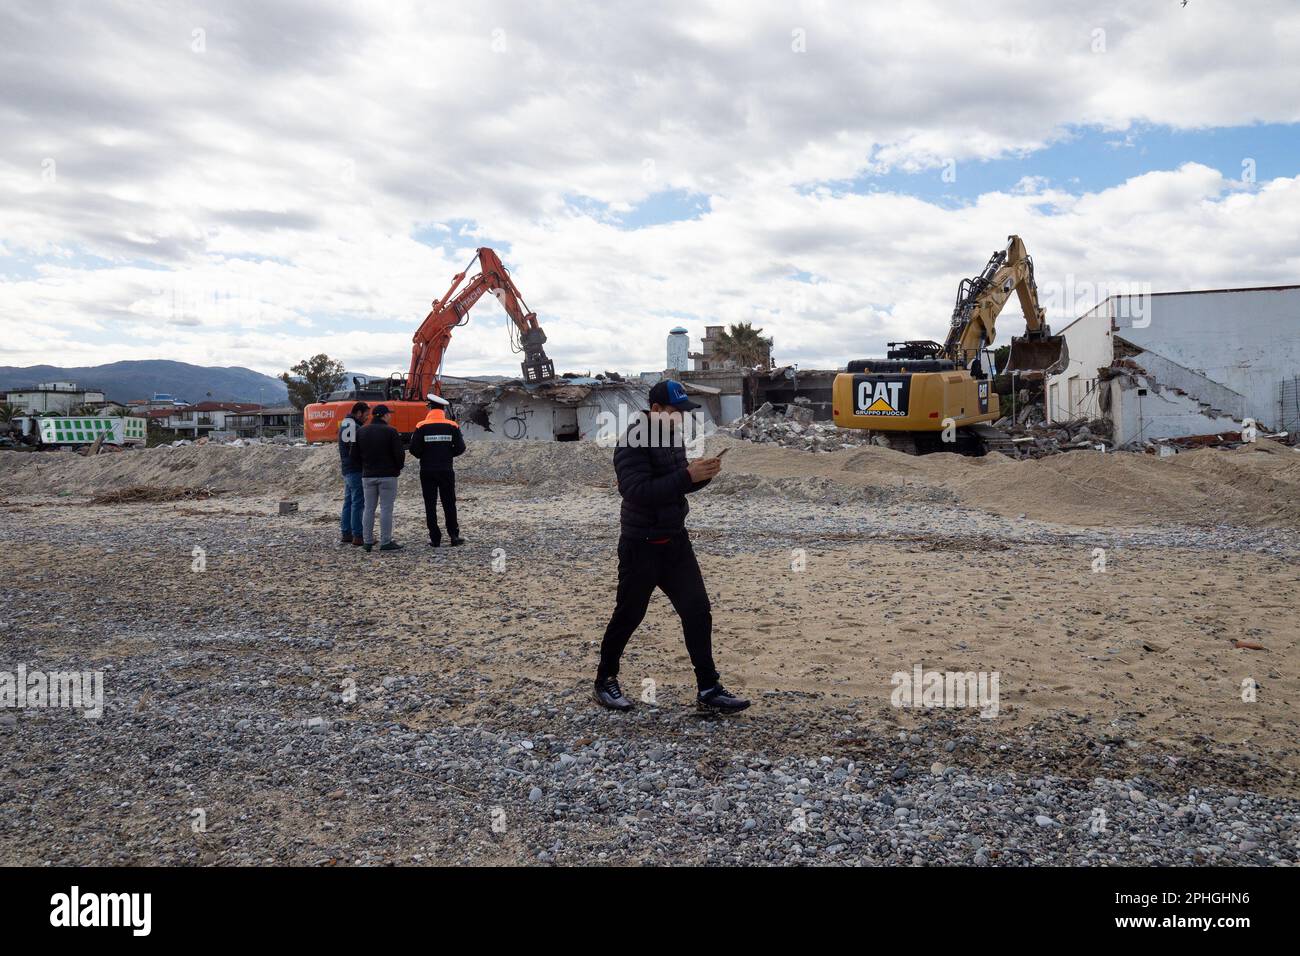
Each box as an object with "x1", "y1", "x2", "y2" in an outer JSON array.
[
  {"x1": 1, "y1": 438, "x2": 1296, "y2": 529},
  {"x1": 949, "y1": 442, "x2": 1300, "y2": 528}
]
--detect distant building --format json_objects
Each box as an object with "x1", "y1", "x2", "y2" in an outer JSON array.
[
  {"x1": 155, "y1": 402, "x2": 264, "y2": 438},
  {"x1": 142, "y1": 393, "x2": 190, "y2": 410},
  {"x1": 4, "y1": 381, "x2": 106, "y2": 415},
  {"x1": 1047, "y1": 285, "x2": 1300, "y2": 444},
  {"x1": 667, "y1": 327, "x2": 690, "y2": 372},
  {"x1": 253, "y1": 405, "x2": 304, "y2": 438}
]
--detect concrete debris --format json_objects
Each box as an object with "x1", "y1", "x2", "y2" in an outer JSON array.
[
  {"x1": 721, "y1": 404, "x2": 874, "y2": 452},
  {"x1": 990, "y1": 416, "x2": 1115, "y2": 459},
  {"x1": 171, "y1": 434, "x2": 308, "y2": 448}
]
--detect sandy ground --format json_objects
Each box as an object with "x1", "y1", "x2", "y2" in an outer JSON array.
[{"x1": 0, "y1": 439, "x2": 1297, "y2": 865}]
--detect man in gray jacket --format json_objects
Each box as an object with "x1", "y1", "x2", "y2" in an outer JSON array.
[{"x1": 349, "y1": 404, "x2": 404, "y2": 552}]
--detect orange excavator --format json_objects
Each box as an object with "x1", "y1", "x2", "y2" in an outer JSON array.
[{"x1": 304, "y1": 247, "x2": 556, "y2": 441}]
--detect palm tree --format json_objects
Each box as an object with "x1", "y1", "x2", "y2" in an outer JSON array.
[
  {"x1": 713, "y1": 322, "x2": 773, "y2": 368},
  {"x1": 0, "y1": 402, "x2": 22, "y2": 425}
]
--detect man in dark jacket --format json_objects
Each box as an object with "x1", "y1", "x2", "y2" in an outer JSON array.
[
  {"x1": 349, "y1": 404, "x2": 404, "y2": 552},
  {"x1": 407, "y1": 395, "x2": 466, "y2": 547},
  {"x1": 337, "y1": 401, "x2": 369, "y2": 546},
  {"x1": 594, "y1": 380, "x2": 750, "y2": 713}
]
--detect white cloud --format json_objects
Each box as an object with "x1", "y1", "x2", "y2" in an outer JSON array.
[{"x1": 1, "y1": 1, "x2": 1298, "y2": 376}]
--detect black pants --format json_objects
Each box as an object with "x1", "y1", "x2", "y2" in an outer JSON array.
[
  {"x1": 597, "y1": 534, "x2": 718, "y2": 691},
  {"x1": 419, "y1": 470, "x2": 459, "y2": 542}
]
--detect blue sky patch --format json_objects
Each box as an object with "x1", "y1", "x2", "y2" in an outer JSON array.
[{"x1": 804, "y1": 123, "x2": 1300, "y2": 203}]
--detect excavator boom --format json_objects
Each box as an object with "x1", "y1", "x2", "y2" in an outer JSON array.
[
  {"x1": 406, "y1": 247, "x2": 555, "y2": 402},
  {"x1": 944, "y1": 234, "x2": 1067, "y2": 374},
  {"x1": 303, "y1": 247, "x2": 556, "y2": 443}
]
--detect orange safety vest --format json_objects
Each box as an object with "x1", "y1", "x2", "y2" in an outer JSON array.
[{"x1": 417, "y1": 409, "x2": 459, "y2": 429}]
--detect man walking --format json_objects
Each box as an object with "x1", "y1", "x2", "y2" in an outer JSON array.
[
  {"x1": 350, "y1": 403, "x2": 404, "y2": 552},
  {"x1": 594, "y1": 380, "x2": 749, "y2": 713},
  {"x1": 337, "y1": 401, "x2": 368, "y2": 546},
  {"x1": 408, "y1": 394, "x2": 466, "y2": 547}
]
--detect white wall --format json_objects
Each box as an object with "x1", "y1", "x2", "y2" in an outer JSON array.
[
  {"x1": 6, "y1": 389, "x2": 84, "y2": 414},
  {"x1": 1045, "y1": 302, "x2": 1113, "y2": 423},
  {"x1": 1126, "y1": 349, "x2": 1245, "y2": 419},
  {"x1": 1111, "y1": 375, "x2": 1242, "y2": 445},
  {"x1": 459, "y1": 394, "x2": 565, "y2": 442},
  {"x1": 1114, "y1": 287, "x2": 1300, "y2": 430}
]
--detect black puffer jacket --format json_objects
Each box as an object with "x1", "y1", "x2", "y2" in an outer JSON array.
[
  {"x1": 349, "y1": 422, "x2": 405, "y2": 478},
  {"x1": 613, "y1": 414, "x2": 711, "y2": 538}
]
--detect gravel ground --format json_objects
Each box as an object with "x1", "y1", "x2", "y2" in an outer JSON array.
[{"x1": 1, "y1": 444, "x2": 1297, "y2": 866}]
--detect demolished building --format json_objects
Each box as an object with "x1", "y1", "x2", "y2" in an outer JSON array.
[
  {"x1": 1046, "y1": 285, "x2": 1300, "y2": 446},
  {"x1": 442, "y1": 375, "x2": 717, "y2": 442},
  {"x1": 679, "y1": 365, "x2": 841, "y2": 424}
]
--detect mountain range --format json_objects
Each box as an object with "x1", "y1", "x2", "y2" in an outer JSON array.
[{"x1": 0, "y1": 360, "x2": 290, "y2": 405}]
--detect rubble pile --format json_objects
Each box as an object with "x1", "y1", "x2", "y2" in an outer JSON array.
[
  {"x1": 170, "y1": 434, "x2": 308, "y2": 448},
  {"x1": 721, "y1": 400, "x2": 874, "y2": 453},
  {"x1": 991, "y1": 406, "x2": 1114, "y2": 459}
]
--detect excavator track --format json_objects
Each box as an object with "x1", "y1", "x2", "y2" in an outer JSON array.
[
  {"x1": 876, "y1": 428, "x2": 994, "y2": 457},
  {"x1": 967, "y1": 423, "x2": 1017, "y2": 456}
]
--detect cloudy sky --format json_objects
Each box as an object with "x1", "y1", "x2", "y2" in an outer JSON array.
[{"x1": 2, "y1": 0, "x2": 1299, "y2": 379}]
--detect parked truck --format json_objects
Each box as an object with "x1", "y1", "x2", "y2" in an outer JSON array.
[{"x1": 35, "y1": 415, "x2": 146, "y2": 448}]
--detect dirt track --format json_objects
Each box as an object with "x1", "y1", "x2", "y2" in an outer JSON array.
[{"x1": 1, "y1": 440, "x2": 1297, "y2": 865}]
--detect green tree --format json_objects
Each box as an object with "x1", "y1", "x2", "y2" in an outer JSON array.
[
  {"x1": 713, "y1": 322, "x2": 773, "y2": 368},
  {"x1": 279, "y1": 354, "x2": 347, "y2": 409},
  {"x1": 0, "y1": 402, "x2": 22, "y2": 424}
]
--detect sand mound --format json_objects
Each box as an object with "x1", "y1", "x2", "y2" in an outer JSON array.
[
  {"x1": 949, "y1": 442, "x2": 1300, "y2": 528},
  {"x1": 1, "y1": 438, "x2": 1296, "y2": 529}
]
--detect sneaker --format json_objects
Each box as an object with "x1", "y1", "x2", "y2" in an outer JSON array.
[
  {"x1": 363, "y1": 543, "x2": 373, "y2": 553},
  {"x1": 697, "y1": 683, "x2": 750, "y2": 713},
  {"x1": 594, "y1": 677, "x2": 633, "y2": 712},
  {"x1": 379, "y1": 541, "x2": 403, "y2": 552},
  {"x1": 449, "y1": 536, "x2": 465, "y2": 546}
]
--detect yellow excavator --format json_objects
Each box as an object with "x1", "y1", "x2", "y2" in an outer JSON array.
[{"x1": 831, "y1": 234, "x2": 1068, "y2": 455}]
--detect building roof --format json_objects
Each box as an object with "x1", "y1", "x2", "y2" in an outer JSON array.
[
  {"x1": 1057, "y1": 284, "x2": 1300, "y2": 336},
  {"x1": 189, "y1": 401, "x2": 263, "y2": 412},
  {"x1": 6, "y1": 383, "x2": 102, "y2": 393},
  {"x1": 1143, "y1": 283, "x2": 1300, "y2": 297}
]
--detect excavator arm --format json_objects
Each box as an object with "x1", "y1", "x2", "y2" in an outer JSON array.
[
  {"x1": 943, "y1": 234, "x2": 1065, "y2": 373},
  {"x1": 405, "y1": 247, "x2": 556, "y2": 402}
]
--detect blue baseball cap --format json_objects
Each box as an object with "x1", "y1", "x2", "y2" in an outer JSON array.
[{"x1": 649, "y1": 379, "x2": 700, "y2": 411}]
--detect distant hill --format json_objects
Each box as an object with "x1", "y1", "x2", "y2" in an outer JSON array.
[{"x1": 0, "y1": 361, "x2": 289, "y2": 405}]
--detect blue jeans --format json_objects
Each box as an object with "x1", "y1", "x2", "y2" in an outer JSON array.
[{"x1": 340, "y1": 471, "x2": 364, "y2": 537}]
